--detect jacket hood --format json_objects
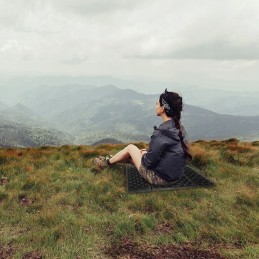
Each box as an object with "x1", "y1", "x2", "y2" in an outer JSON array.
[{"x1": 154, "y1": 120, "x2": 181, "y2": 141}]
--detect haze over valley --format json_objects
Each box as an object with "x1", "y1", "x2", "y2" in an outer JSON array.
[{"x1": 0, "y1": 81, "x2": 258, "y2": 147}]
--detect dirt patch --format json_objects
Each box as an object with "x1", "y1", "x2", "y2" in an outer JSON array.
[
  {"x1": 0, "y1": 177, "x2": 8, "y2": 185},
  {"x1": 105, "y1": 237, "x2": 226, "y2": 259},
  {"x1": 18, "y1": 195, "x2": 33, "y2": 206},
  {"x1": 155, "y1": 222, "x2": 174, "y2": 234},
  {"x1": 0, "y1": 244, "x2": 16, "y2": 259},
  {"x1": 22, "y1": 251, "x2": 42, "y2": 259}
]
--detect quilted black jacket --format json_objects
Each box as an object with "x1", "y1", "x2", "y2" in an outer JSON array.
[{"x1": 141, "y1": 120, "x2": 188, "y2": 181}]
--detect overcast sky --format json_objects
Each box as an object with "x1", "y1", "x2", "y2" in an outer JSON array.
[{"x1": 0, "y1": 0, "x2": 259, "y2": 91}]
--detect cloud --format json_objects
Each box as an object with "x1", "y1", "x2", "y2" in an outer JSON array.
[
  {"x1": 52, "y1": 0, "x2": 141, "y2": 15},
  {"x1": 130, "y1": 41, "x2": 259, "y2": 60},
  {"x1": 0, "y1": 0, "x2": 259, "y2": 91},
  {"x1": 61, "y1": 55, "x2": 88, "y2": 65},
  {"x1": 0, "y1": 40, "x2": 30, "y2": 61},
  {"x1": 118, "y1": 1, "x2": 259, "y2": 61},
  {"x1": 171, "y1": 42, "x2": 259, "y2": 60}
]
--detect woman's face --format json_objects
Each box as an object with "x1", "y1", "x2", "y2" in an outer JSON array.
[{"x1": 155, "y1": 100, "x2": 164, "y2": 116}]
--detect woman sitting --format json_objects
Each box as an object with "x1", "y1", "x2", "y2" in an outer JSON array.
[{"x1": 93, "y1": 89, "x2": 192, "y2": 185}]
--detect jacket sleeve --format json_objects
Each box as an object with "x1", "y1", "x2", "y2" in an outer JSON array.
[{"x1": 141, "y1": 130, "x2": 168, "y2": 169}]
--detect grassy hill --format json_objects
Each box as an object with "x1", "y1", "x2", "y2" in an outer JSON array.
[{"x1": 0, "y1": 140, "x2": 258, "y2": 258}]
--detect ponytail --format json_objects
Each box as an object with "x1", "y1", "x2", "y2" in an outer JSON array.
[{"x1": 173, "y1": 113, "x2": 192, "y2": 161}]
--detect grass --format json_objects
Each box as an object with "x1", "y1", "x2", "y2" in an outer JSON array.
[{"x1": 0, "y1": 141, "x2": 258, "y2": 258}]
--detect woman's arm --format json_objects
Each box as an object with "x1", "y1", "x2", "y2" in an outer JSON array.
[{"x1": 141, "y1": 131, "x2": 167, "y2": 169}]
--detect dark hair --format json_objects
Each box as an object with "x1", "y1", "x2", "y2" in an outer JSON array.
[{"x1": 159, "y1": 89, "x2": 192, "y2": 160}]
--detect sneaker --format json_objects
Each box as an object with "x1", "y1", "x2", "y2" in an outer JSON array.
[{"x1": 93, "y1": 155, "x2": 113, "y2": 171}]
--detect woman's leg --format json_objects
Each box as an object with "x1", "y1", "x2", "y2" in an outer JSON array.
[{"x1": 109, "y1": 144, "x2": 142, "y2": 170}]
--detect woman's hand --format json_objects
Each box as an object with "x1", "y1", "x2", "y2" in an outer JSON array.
[{"x1": 140, "y1": 149, "x2": 147, "y2": 156}]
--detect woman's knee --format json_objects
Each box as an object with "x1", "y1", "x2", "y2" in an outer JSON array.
[{"x1": 127, "y1": 144, "x2": 138, "y2": 151}]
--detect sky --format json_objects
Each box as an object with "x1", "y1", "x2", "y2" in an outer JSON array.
[{"x1": 0, "y1": 0, "x2": 259, "y2": 91}]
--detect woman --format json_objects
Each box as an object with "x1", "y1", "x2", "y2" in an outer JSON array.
[{"x1": 93, "y1": 89, "x2": 192, "y2": 185}]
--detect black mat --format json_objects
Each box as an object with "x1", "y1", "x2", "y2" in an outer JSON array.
[{"x1": 126, "y1": 165, "x2": 215, "y2": 193}]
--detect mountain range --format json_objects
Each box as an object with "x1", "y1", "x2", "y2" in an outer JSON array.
[
  {"x1": 1, "y1": 75, "x2": 259, "y2": 116},
  {"x1": 0, "y1": 84, "x2": 258, "y2": 147}
]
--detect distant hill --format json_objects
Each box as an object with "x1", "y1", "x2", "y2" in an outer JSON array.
[
  {"x1": 0, "y1": 103, "x2": 52, "y2": 127},
  {"x1": 181, "y1": 88, "x2": 259, "y2": 116},
  {"x1": 0, "y1": 116, "x2": 72, "y2": 148},
  {"x1": 91, "y1": 138, "x2": 124, "y2": 146},
  {"x1": 0, "y1": 101, "x2": 8, "y2": 111},
  {"x1": 183, "y1": 105, "x2": 259, "y2": 140},
  {"x1": 0, "y1": 85, "x2": 258, "y2": 147},
  {"x1": 2, "y1": 75, "x2": 259, "y2": 116}
]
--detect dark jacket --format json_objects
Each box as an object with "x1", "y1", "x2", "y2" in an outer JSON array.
[{"x1": 141, "y1": 120, "x2": 188, "y2": 181}]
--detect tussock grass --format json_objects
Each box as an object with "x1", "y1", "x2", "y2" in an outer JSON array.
[
  {"x1": 252, "y1": 141, "x2": 259, "y2": 147},
  {"x1": 0, "y1": 141, "x2": 258, "y2": 258}
]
